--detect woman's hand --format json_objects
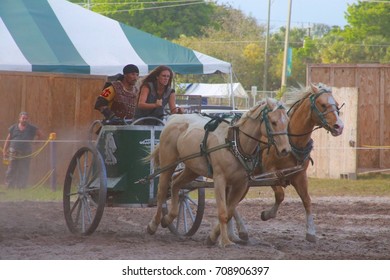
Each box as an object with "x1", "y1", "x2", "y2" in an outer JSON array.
[
  {"x1": 172, "y1": 107, "x2": 184, "y2": 114},
  {"x1": 156, "y1": 99, "x2": 163, "y2": 107}
]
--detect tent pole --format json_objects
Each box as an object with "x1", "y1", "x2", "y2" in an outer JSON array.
[{"x1": 230, "y1": 70, "x2": 235, "y2": 109}]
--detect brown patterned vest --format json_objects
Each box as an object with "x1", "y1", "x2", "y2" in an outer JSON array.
[{"x1": 110, "y1": 81, "x2": 138, "y2": 119}]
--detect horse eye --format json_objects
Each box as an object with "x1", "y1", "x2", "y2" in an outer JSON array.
[{"x1": 271, "y1": 121, "x2": 277, "y2": 126}]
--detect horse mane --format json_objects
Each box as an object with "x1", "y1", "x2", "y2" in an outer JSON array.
[
  {"x1": 282, "y1": 85, "x2": 313, "y2": 115},
  {"x1": 234, "y1": 98, "x2": 280, "y2": 127}
]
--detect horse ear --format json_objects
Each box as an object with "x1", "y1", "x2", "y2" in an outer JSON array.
[
  {"x1": 310, "y1": 83, "x2": 318, "y2": 93},
  {"x1": 266, "y1": 97, "x2": 275, "y2": 110}
]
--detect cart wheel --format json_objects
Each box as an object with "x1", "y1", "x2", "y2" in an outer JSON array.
[
  {"x1": 163, "y1": 187, "x2": 205, "y2": 236},
  {"x1": 63, "y1": 146, "x2": 107, "y2": 235},
  {"x1": 87, "y1": 120, "x2": 103, "y2": 143}
]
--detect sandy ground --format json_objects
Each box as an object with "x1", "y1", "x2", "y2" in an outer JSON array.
[{"x1": 1, "y1": 196, "x2": 390, "y2": 260}]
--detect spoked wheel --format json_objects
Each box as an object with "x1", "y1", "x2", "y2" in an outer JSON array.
[
  {"x1": 63, "y1": 146, "x2": 107, "y2": 235},
  {"x1": 163, "y1": 187, "x2": 205, "y2": 236}
]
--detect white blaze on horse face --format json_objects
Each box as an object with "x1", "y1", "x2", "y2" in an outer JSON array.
[
  {"x1": 327, "y1": 95, "x2": 336, "y2": 106},
  {"x1": 326, "y1": 95, "x2": 344, "y2": 136},
  {"x1": 280, "y1": 113, "x2": 289, "y2": 126}
]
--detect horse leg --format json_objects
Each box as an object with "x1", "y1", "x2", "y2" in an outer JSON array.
[
  {"x1": 223, "y1": 184, "x2": 250, "y2": 246},
  {"x1": 207, "y1": 176, "x2": 234, "y2": 247},
  {"x1": 228, "y1": 209, "x2": 249, "y2": 243},
  {"x1": 261, "y1": 185, "x2": 284, "y2": 221},
  {"x1": 161, "y1": 168, "x2": 198, "y2": 228},
  {"x1": 234, "y1": 209, "x2": 249, "y2": 241},
  {"x1": 291, "y1": 175, "x2": 317, "y2": 243},
  {"x1": 206, "y1": 223, "x2": 220, "y2": 246},
  {"x1": 147, "y1": 170, "x2": 174, "y2": 235}
]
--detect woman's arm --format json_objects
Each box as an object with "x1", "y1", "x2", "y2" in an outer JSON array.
[
  {"x1": 137, "y1": 86, "x2": 160, "y2": 110},
  {"x1": 168, "y1": 93, "x2": 183, "y2": 114}
]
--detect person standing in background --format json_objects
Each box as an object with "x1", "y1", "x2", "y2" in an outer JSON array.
[{"x1": 3, "y1": 112, "x2": 43, "y2": 189}]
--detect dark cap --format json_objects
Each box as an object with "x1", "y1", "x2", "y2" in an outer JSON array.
[{"x1": 123, "y1": 64, "x2": 139, "y2": 74}]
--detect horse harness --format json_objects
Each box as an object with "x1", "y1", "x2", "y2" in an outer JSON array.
[
  {"x1": 201, "y1": 105, "x2": 287, "y2": 177},
  {"x1": 138, "y1": 105, "x2": 288, "y2": 184},
  {"x1": 287, "y1": 85, "x2": 341, "y2": 166}
]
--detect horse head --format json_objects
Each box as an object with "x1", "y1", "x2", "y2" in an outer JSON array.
[
  {"x1": 309, "y1": 83, "x2": 344, "y2": 136},
  {"x1": 262, "y1": 98, "x2": 291, "y2": 157}
]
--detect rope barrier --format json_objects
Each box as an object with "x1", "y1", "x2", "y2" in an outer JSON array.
[
  {"x1": 30, "y1": 169, "x2": 54, "y2": 189},
  {"x1": 1, "y1": 132, "x2": 56, "y2": 160},
  {"x1": 1, "y1": 132, "x2": 57, "y2": 189},
  {"x1": 0, "y1": 139, "x2": 96, "y2": 144},
  {"x1": 361, "y1": 145, "x2": 390, "y2": 149}
]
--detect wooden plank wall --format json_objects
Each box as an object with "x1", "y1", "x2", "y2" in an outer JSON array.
[
  {"x1": 0, "y1": 71, "x2": 106, "y2": 188},
  {"x1": 307, "y1": 64, "x2": 390, "y2": 172},
  {"x1": 307, "y1": 88, "x2": 358, "y2": 178}
]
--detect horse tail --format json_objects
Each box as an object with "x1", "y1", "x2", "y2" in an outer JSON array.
[{"x1": 143, "y1": 144, "x2": 160, "y2": 168}]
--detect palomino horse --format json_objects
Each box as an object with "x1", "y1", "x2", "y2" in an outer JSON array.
[
  {"x1": 146, "y1": 98, "x2": 291, "y2": 247},
  {"x1": 229, "y1": 83, "x2": 344, "y2": 243}
]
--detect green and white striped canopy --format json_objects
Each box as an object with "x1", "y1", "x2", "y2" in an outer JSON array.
[{"x1": 0, "y1": 0, "x2": 232, "y2": 76}]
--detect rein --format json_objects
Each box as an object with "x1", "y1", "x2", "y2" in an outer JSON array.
[
  {"x1": 284, "y1": 85, "x2": 342, "y2": 164},
  {"x1": 136, "y1": 141, "x2": 232, "y2": 184},
  {"x1": 243, "y1": 104, "x2": 288, "y2": 148},
  {"x1": 227, "y1": 103, "x2": 288, "y2": 173},
  {"x1": 286, "y1": 87, "x2": 342, "y2": 138},
  {"x1": 137, "y1": 103, "x2": 289, "y2": 182}
]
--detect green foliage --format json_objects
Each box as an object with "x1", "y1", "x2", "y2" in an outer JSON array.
[
  {"x1": 174, "y1": 5, "x2": 265, "y2": 89},
  {"x1": 69, "y1": 1, "x2": 390, "y2": 94},
  {"x1": 317, "y1": 1, "x2": 390, "y2": 64},
  {"x1": 73, "y1": 0, "x2": 216, "y2": 40},
  {"x1": 345, "y1": 1, "x2": 390, "y2": 40}
]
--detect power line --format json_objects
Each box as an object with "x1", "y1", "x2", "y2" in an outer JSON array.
[
  {"x1": 91, "y1": 0, "x2": 202, "y2": 4},
  {"x1": 185, "y1": 39, "x2": 390, "y2": 49},
  {"x1": 79, "y1": 0, "x2": 206, "y2": 13}
]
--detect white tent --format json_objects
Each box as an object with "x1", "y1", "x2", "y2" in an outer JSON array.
[
  {"x1": 183, "y1": 83, "x2": 248, "y2": 99},
  {"x1": 0, "y1": 0, "x2": 231, "y2": 76}
]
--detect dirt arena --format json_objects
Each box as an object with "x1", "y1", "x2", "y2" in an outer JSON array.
[{"x1": 1, "y1": 194, "x2": 390, "y2": 260}]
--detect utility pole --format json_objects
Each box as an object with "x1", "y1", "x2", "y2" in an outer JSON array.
[
  {"x1": 281, "y1": 0, "x2": 292, "y2": 88},
  {"x1": 263, "y1": 0, "x2": 271, "y2": 93}
]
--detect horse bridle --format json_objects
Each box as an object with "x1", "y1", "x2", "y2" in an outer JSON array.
[
  {"x1": 237, "y1": 103, "x2": 288, "y2": 152},
  {"x1": 288, "y1": 87, "x2": 343, "y2": 137},
  {"x1": 309, "y1": 88, "x2": 341, "y2": 134}
]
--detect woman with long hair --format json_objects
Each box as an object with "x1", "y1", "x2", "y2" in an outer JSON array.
[{"x1": 134, "y1": 65, "x2": 183, "y2": 125}]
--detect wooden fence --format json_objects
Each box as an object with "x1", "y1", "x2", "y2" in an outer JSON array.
[
  {"x1": 308, "y1": 64, "x2": 390, "y2": 174},
  {"x1": 0, "y1": 71, "x2": 106, "y2": 188}
]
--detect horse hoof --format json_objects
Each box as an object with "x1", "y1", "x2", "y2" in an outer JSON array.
[
  {"x1": 239, "y1": 232, "x2": 249, "y2": 241},
  {"x1": 228, "y1": 234, "x2": 246, "y2": 244},
  {"x1": 219, "y1": 240, "x2": 236, "y2": 248},
  {"x1": 261, "y1": 211, "x2": 268, "y2": 221},
  {"x1": 146, "y1": 224, "x2": 156, "y2": 235},
  {"x1": 206, "y1": 236, "x2": 217, "y2": 247},
  {"x1": 233, "y1": 238, "x2": 248, "y2": 245},
  {"x1": 306, "y1": 233, "x2": 317, "y2": 243},
  {"x1": 161, "y1": 216, "x2": 170, "y2": 228}
]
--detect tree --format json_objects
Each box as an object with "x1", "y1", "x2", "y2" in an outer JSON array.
[
  {"x1": 268, "y1": 26, "x2": 317, "y2": 88},
  {"x1": 71, "y1": 0, "x2": 216, "y2": 40},
  {"x1": 345, "y1": 1, "x2": 390, "y2": 40},
  {"x1": 317, "y1": 1, "x2": 390, "y2": 63},
  {"x1": 174, "y1": 5, "x2": 266, "y2": 90}
]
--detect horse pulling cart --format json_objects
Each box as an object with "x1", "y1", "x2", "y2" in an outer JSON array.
[
  {"x1": 62, "y1": 113, "x2": 300, "y2": 237},
  {"x1": 63, "y1": 84, "x2": 344, "y2": 246}
]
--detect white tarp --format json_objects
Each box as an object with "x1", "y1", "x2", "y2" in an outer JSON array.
[{"x1": 182, "y1": 83, "x2": 248, "y2": 99}]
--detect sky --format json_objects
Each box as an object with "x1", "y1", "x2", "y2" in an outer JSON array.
[{"x1": 215, "y1": 0, "x2": 359, "y2": 30}]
